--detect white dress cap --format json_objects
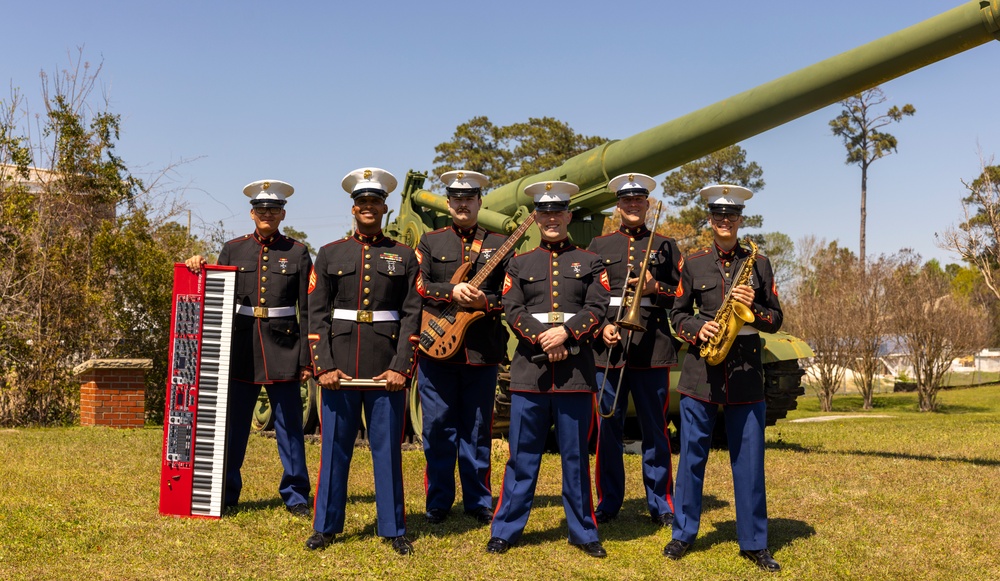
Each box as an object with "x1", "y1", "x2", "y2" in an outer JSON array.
[
  {"x1": 699, "y1": 184, "x2": 753, "y2": 211},
  {"x1": 441, "y1": 170, "x2": 489, "y2": 197},
  {"x1": 525, "y1": 180, "x2": 579, "y2": 211},
  {"x1": 243, "y1": 179, "x2": 294, "y2": 207},
  {"x1": 609, "y1": 173, "x2": 656, "y2": 197},
  {"x1": 341, "y1": 167, "x2": 398, "y2": 199}
]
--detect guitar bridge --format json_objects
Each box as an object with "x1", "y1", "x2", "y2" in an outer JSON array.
[{"x1": 419, "y1": 331, "x2": 436, "y2": 349}]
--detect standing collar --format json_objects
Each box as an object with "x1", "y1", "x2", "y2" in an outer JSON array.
[
  {"x1": 353, "y1": 230, "x2": 385, "y2": 244},
  {"x1": 253, "y1": 231, "x2": 282, "y2": 245},
  {"x1": 451, "y1": 223, "x2": 478, "y2": 240},
  {"x1": 540, "y1": 238, "x2": 573, "y2": 252},
  {"x1": 619, "y1": 224, "x2": 650, "y2": 238},
  {"x1": 714, "y1": 241, "x2": 746, "y2": 260}
]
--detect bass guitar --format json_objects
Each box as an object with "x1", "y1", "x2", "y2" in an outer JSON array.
[{"x1": 418, "y1": 214, "x2": 535, "y2": 360}]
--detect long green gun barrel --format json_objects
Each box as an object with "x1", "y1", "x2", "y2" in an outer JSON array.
[{"x1": 391, "y1": 0, "x2": 999, "y2": 238}]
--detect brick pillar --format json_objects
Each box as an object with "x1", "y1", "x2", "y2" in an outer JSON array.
[{"x1": 73, "y1": 359, "x2": 152, "y2": 428}]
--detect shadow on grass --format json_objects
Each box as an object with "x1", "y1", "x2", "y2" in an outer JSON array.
[
  {"x1": 224, "y1": 497, "x2": 286, "y2": 515},
  {"x1": 693, "y1": 518, "x2": 814, "y2": 553},
  {"x1": 768, "y1": 440, "x2": 1000, "y2": 467},
  {"x1": 594, "y1": 495, "x2": 729, "y2": 542}
]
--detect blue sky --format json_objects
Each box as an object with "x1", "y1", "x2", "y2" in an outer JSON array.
[{"x1": 5, "y1": 0, "x2": 998, "y2": 264}]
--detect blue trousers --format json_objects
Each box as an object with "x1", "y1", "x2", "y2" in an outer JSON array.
[
  {"x1": 313, "y1": 388, "x2": 406, "y2": 538},
  {"x1": 672, "y1": 395, "x2": 768, "y2": 551},
  {"x1": 594, "y1": 367, "x2": 674, "y2": 518},
  {"x1": 225, "y1": 379, "x2": 310, "y2": 507},
  {"x1": 491, "y1": 391, "x2": 598, "y2": 545},
  {"x1": 417, "y1": 358, "x2": 496, "y2": 514}
]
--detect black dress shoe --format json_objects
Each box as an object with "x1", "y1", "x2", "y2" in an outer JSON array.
[
  {"x1": 465, "y1": 507, "x2": 493, "y2": 524},
  {"x1": 305, "y1": 531, "x2": 335, "y2": 550},
  {"x1": 572, "y1": 540, "x2": 608, "y2": 558},
  {"x1": 486, "y1": 537, "x2": 511, "y2": 554},
  {"x1": 650, "y1": 512, "x2": 675, "y2": 527},
  {"x1": 286, "y1": 503, "x2": 311, "y2": 518},
  {"x1": 425, "y1": 508, "x2": 448, "y2": 524},
  {"x1": 740, "y1": 548, "x2": 781, "y2": 572},
  {"x1": 594, "y1": 509, "x2": 617, "y2": 524},
  {"x1": 663, "y1": 539, "x2": 691, "y2": 560},
  {"x1": 386, "y1": 535, "x2": 414, "y2": 556}
]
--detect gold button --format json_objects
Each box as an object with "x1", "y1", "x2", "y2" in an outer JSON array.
[
  {"x1": 465, "y1": 245, "x2": 470, "y2": 251},
  {"x1": 552, "y1": 261, "x2": 558, "y2": 267},
  {"x1": 464, "y1": 256, "x2": 469, "y2": 261},
  {"x1": 364, "y1": 264, "x2": 370, "y2": 270},
  {"x1": 553, "y1": 281, "x2": 559, "y2": 287},
  {"x1": 364, "y1": 288, "x2": 370, "y2": 294},
  {"x1": 260, "y1": 287, "x2": 266, "y2": 293},
  {"x1": 364, "y1": 275, "x2": 370, "y2": 281},
  {"x1": 441, "y1": 256, "x2": 447, "y2": 260},
  {"x1": 366, "y1": 254, "x2": 371, "y2": 259},
  {"x1": 391, "y1": 334, "x2": 397, "y2": 339},
  {"x1": 725, "y1": 261, "x2": 731, "y2": 267},
  {"x1": 552, "y1": 291, "x2": 559, "y2": 297},
  {"x1": 262, "y1": 266, "x2": 268, "y2": 271},
  {"x1": 260, "y1": 298, "x2": 266, "y2": 304},
  {"x1": 553, "y1": 303, "x2": 559, "y2": 309},
  {"x1": 261, "y1": 276, "x2": 267, "y2": 282},
  {"x1": 314, "y1": 355, "x2": 319, "y2": 360},
  {"x1": 629, "y1": 256, "x2": 635, "y2": 261},
  {"x1": 552, "y1": 253, "x2": 558, "y2": 259},
  {"x1": 629, "y1": 246, "x2": 635, "y2": 251},
  {"x1": 281, "y1": 269, "x2": 286, "y2": 274},
  {"x1": 363, "y1": 299, "x2": 370, "y2": 305},
  {"x1": 263, "y1": 247, "x2": 269, "y2": 253},
  {"x1": 240, "y1": 267, "x2": 245, "y2": 271},
  {"x1": 553, "y1": 271, "x2": 559, "y2": 276},
  {"x1": 263, "y1": 256, "x2": 269, "y2": 261},
  {"x1": 528, "y1": 277, "x2": 534, "y2": 281},
  {"x1": 364, "y1": 245, "x2": 370, "y2": 251}
]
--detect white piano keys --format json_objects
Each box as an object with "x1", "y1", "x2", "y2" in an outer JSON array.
[{"x1": 190, "y1": 270, "x2": 234, "y2": 517}]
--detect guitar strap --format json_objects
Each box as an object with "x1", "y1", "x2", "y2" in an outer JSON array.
[{"x1": 467, "y1": 226, "x2": 487, "y2": 271}]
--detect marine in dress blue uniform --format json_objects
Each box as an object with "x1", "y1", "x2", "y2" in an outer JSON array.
[
  {"x1": 305, "y1": 168, "x2": 421, "y2": 556},
  {"x1": 486, "y1": 181, "x2": 611, "y2": 559},
  {"x1": 664, "y1": 185, "x2": 783, "y2": 573},
  {"x1": 185, "y1": 179, "x2": 312, "y2": 517},
  {"x1": 415, "y1": 170, "x2": 508, "y2": 525},
  {"x1": 587, "y1": 173, "x2": 682, "y2": 527}
]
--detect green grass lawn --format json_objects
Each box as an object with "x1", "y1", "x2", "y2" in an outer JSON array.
[{"x1": 2, "y1": 385, "x2": 999, "y2": 580}]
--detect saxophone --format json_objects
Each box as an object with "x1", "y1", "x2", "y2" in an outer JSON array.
[{"x1": 699, "y1": 238, "x2": 758, "y2": 366}]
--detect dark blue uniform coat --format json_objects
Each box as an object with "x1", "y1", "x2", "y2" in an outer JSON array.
[
  {"x1": 669, "y1": 241, "x2": 783, "y2": 552},
  {"x1": 217, "y1": 230, "x2": 311, "y2": 508},
  {"x1": 491, "y1": 239, "x2": 609, "y2": 546},
  {"x1": 587, "y1": 224, "x2": 682, "y2": 520},
  {"x1": 415, "y1": 224, "x2": 509, "y2": 516},
  {"x1": 308, "y1": 230, "x2": 421, "y2": 538}
]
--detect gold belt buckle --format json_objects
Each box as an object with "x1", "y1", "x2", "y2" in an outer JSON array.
[
  {"x1": 547, "y1": 312, "x2": 565, "y2": 324},
  {"x1": 253, "y1": 306, "x2": 268, "y2": 318},
  {"x1": 357, "y1": 310, "x2": 374, "y2": 323}
]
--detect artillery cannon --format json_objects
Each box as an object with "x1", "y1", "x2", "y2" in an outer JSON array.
[{"x1": 252, "y1": 0, "x2": 1000, "y2": 437}]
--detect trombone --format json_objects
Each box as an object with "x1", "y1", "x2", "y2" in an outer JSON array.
[{"x1": 596, "y1": 201, "x2": 663, "y2": 419}]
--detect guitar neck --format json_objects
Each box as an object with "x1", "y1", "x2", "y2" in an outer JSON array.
[{"x1": 466, "y1": 214, "x2": 536, "y2": 290}]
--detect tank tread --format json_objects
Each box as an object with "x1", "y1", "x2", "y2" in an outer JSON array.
[{"x1": 763, "y1": 359, "x2": 806, "y2": 426}]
